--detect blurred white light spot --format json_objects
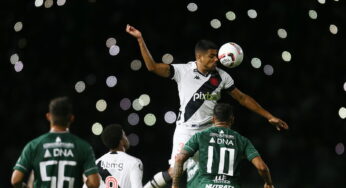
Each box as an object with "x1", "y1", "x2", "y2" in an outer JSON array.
[
  {"x1": 277, "y1": 28, "x2": 287, "y2": 39},
  {"x1": 44, "y1": 0, "x2": 54, "y2": 8},
  {"x1": 14, "y1": 61, "x2": 24, "y2": 72},
  {"x1": 317, "y1": 0, "x2": 326, "y2": 4},
  {"x1": 308, "y1": 10, "x2": 318, "y2": 20},
  {"x1": 35, "y1": 0, "x2": 44, "y2": 7},
  {"x1": 334, "y1": 0, "x2": 339, "y2": 1},
  {"x1": 106, "y1": 75, "x2": 117, "y2": 87},
  {"x1": 10, "y1": 53, "x2": 19, "y2": 64},
  {"x1": 225, "y1": 11, "x2": 236, "y2": 21},
  {"x1": 91, "y1": 122, "x2": 103, "y2": 135},
  {"x1": 164, "y1": 111, "x2": 177, "y2": 124},
  {"x1": 187, "y1": 3, "x2": 198, "y2": 12},
  {"x1": 139, "y1": 94, "x2": 150, "y2": 106},
  {"x1": 210, "y1": 19, "x2": 221, "y2": 29},
  {"x1": 106, "y1": 37, "x2": 117, "y2": 48},
  {"x1": 109, "y1": 45, "x2": 120, "y2": 56},
  {"x1": 96, "y1": 99, "x2": 107, "y2": 112},
  {"x1": 144, "y1": 113, "x2": 156, "y2": 126},
  {"x1": 247, "y1": 9, "x2": 258, "y2": 19},
  {"x1": 282, "y1": 51, "x2": 292, "y2": 62},
  {"x1": 162, "y1": 53, "x2": 174, "y2": 64},
  {"x1": 92, "y1": 122, "x2": 103, "y2": 135},
  {"x1": 343, "y1": 82, "x2": 346, "y2": 92},
  {"x1": 120, "y1": 98, "x2": 131, "y2": 111},
  {"x1": 75, "y1": 81, "x2": 86, "y2": 93},
  {"x1": 329, "y1": 24, "x2": 338, "y2": 35},
  {"x1": 128, "y1": 133, "x2": 139, "y2": 146},
  {"x1": 132, "y1": 99, "x2": 143, "y2": 111},
  {"x1": 251, "y1": 58, "x2": 262, "y2": 69},
  {"x1": 335, "y1": 143, "x2": 344, "y2": 155},
  {"x1": 57, "y1": 0, "x2": 66, "y2": 6},
  {"x1": 14, "y1": 22, "x2": 23, "y2": 32},
  {"x1": 338, "y1": 107, "x2": 346, "y2": 119},
  {"x1": 128, "y1": 113, "x2": 140, "y2": 126},
  {"x1": 130, "y1": 59, "x2": 142, "y2": 71},
  {"x1": 263, "y1": 65, "x2": 274, "y2": 76}
]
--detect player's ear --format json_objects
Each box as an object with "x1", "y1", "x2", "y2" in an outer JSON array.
[{"x1": 46, "y1": 113, "x2": 51, "y2": 121}]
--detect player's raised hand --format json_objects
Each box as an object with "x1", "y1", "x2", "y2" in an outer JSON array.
[
  {"x1": 268, "y1": 117, "x2": 289, "y2": 131},
  {"x1": 126, "y1": 24, "x2": 142, "y2": 39}
]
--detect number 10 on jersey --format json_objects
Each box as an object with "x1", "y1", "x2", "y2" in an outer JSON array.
[{"x1": 207, "y1": 146, "x2": 235, "y2": 176}]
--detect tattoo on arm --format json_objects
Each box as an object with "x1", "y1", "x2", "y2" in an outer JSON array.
[{"x1": 172, "y1": 150, "x2": 191, "y2": 186}]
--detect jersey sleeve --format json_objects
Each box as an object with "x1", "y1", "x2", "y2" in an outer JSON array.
[
  {"x1": 183, "y1": 132, "x2": 200, "y2": 156},
  {"x1": 222, "y1": 71, "x2": 235, "y2": 92},
  {"x1": 169, "y1": 64, "x2": 185, "y2": 83},
  {"x1": 82, "y1": 145, "x2": 99, "y2": 176},
  {"x1": 129, "y1": 159, "x2": 143, "y2": 188},
  {"x1": 243, "y1": 137, "x2": 260, "y2": 161},
  {"x1": 13, "y1": 142, "x2": 34, "y2": 174}
]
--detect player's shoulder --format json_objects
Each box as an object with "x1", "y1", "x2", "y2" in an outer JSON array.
[
  {"x1": 172, "y1": 61, "x2": 195, "y2": 69},
  {"x1": 122, "y1": 152, "x2": 142, "y2": 163},
  {"x1": 215, "y1": 67, "x2": 231, "y2": 77}
]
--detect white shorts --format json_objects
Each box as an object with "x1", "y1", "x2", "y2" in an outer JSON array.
[{"x1": 168, "y1": 124, "x2": 211, "y2": 168}]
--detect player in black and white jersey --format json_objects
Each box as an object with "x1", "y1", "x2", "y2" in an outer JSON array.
[
  {"x1": 126, "y1": 24, "x2": 288, "y2": 188},
  {"x1": 90, "y1": 124, "x2": 143, "y2": 188}
]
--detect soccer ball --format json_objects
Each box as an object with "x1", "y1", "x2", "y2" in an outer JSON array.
[{"x1": 218, "y1": 42, "x2": 244, "y2": 68}]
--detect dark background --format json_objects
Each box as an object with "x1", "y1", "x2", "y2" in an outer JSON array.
[{"x1": 1, "y1": 0, "x2": 345, "y2": 187}]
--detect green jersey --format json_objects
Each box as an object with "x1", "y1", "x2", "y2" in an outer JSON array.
[
  {"x1": 13, "y1": 131, "x2": 99, "y2": 188},
  {"x1": 183, "y1": 126, "x2": 260, "y2": 188}
]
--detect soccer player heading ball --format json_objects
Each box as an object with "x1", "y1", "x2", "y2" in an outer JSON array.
[{"x1": 126, "y1": 24, "x2": 288, "y2": 188}]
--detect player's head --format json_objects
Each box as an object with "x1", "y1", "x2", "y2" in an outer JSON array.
[
  {"x1": 101, "y1": 124, "x2": 130, "y2": 152},
  {"x1": 195, "y1": 40, "x2": 219, "y2": 71},
  {"x1": 46, "y1": 97, "x2": 74, "y2": 127},
  {"x1": 213, "y1": 103, "x2": 234, "y2": 127}
]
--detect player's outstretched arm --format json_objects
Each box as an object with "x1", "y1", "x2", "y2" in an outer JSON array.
[
  {"x1": 229, "y1": 88, "x2": 289, "y2": 131},
  {"x1": 172, "y1": 150, "x2": 191, "y2": 188},
  {"x1": 126, "y1": 24, "x2": 170, "y2": 78},
  {"x1": 251, "y1": 156, "x2": 274, "y2": 188}
]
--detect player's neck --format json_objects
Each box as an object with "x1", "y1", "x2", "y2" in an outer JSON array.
[
  {"x1": 214, "y1": 122, "x2": 230, "y2": 128},
  {"x1": 110, "y1": 146, "x2": 126, "y2": 153},
  {"x1": 196, "y1": 61, "x2": 210, "y2": 75},
  {"x1": 50, "y1": 125, "x2": 69, "y2": 132}
]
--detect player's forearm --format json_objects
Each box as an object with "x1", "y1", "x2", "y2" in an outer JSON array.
[
  {"x1": 258, "y1": 168, "x2": 273, "y2": 185},
  {"x1": 137, "y1": 37, "x2": 157, "y2": 72},
  {"x1": 172, "y1": 161, "x2": 184, "y2": 187}
]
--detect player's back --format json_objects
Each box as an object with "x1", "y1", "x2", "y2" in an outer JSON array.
[
  {"x1": 14, "y1": 132, "x2": 98, "y2": 188},
  {"x1": 96, "y1": 151, "x2": 143, "y2": 188},
  {"x1": 186, "y1": 126, "x2": 259, "y2": 188}
]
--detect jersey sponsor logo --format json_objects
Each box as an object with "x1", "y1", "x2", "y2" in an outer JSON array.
[
  {"x1": 184, "y1": 72, "x2": 222, "y2": 122},
  {"x1": 213, "y1": 175, "x2": 231, "y2": 184},
  {"x1": 193, "y1": 92, "x2": 220, "y2": 101},
  {"x1": 44, "y1": 148, "x2": 74, "y2": 158},
  {"x1": 210, "y1": 132, "x2": 234, "y2": 139},
  {"x1": 205, "y1": 184, "x2": 234, "y2": 188},
  {"x1": 216, "y1": 138, "x2": 234, "y2": 146},
  {"x1": 100, "y1": 161, "x2": 123, "y2": 171}
]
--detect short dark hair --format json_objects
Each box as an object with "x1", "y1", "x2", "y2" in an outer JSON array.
[
  {"x1": 49, "y1": 97, "x2": 73, "y2": 126},
  {"x1": 195, "y1": 39, "x2": 218, "y2": 54},
  {"x1": 101, "y1": 124, "x2": 123, "y2": 149},
  {"x1": 213, "y1": 103, "x2": 234, "y2": 122}
]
